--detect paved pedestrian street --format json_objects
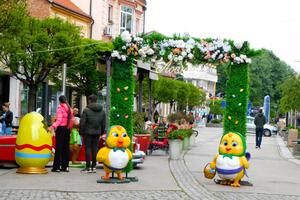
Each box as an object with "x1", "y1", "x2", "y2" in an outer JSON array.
[{"x1": 1, "y1": 127, "x2": 300, "y2": 200}]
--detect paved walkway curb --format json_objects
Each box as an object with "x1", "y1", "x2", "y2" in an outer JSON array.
[
  {"x1": 276, "y1": 135, "x2": 300, "y2": 166},
  {"x1": 0, "y1": 189, "x2": 190, "y2": 200},
  {"x1": 169, "y1": 152, "x2": 217, "y2": 200}
]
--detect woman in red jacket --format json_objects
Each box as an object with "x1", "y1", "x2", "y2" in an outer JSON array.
[{"x1": 48, "y1": 95, "x2": 74, "y2": 172}]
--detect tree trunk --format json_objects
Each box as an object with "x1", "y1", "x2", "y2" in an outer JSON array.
[
  {"x1": 28, "y1": 84, "x2": 37, "y2": 113},
  {"x1": 170, "y1": 100, "x2": 174, "y2": 114}
]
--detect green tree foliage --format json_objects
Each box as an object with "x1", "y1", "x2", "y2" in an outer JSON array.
[
  {"x1": 136, "y1": 76, "x2": 205, "y2": 113},
  {"x1": 216, "y1": 49, "x2": 295, "y2": 110},
  {"x1": 0, "y1": 0, "x2": 27, "y2": 33},
  {"x1": 51, "y1": 38, "x2": 113, "y2": 98},
  {"x1": 174, "y1": 80, "x2": 188, "y2": 111},
  {"x1": 0, "y1": 16, "x2": 82, "y2": 112},
  {"x1": 280, "y1": 75, "x2": 300, "y2": 112},
  {"x1": 153, "y1": 76, "x2": 177, "y2": 104},
  {"x1": 209, "y1": 99, "x2": 223, "y2": 115},
  {"x1": 187, "y1": 83, "x2": 206, "y2": 109}
]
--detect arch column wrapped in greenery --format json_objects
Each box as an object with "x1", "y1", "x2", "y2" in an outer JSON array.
[{"x1": 109, "y1": 58, "x2": 135, "y2": 173}]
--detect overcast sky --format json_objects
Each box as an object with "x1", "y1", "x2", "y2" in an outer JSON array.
[{"x1": 145, "y1": 0, "x2": 300, "y2": 73}]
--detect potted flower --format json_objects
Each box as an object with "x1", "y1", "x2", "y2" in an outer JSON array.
[
  {"x1": 134, "y1": 129, "x2": 151, "y2": 153},
  {"x1": 168, "y1": 130, "x2": 185, "y2": 159},
  {"x1": 189, "y1": 129, "x2": 198, "y2": 147},
  {"x1": 183, "y1": 129, "x2": 193, "y2": 150}
]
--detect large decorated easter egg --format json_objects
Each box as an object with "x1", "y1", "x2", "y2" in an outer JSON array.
[{"x1": 15, "y1": 112, "x2": 52, "y2": 174}]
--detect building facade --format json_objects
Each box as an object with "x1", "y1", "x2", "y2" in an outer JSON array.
[
  {"x1": 28, "y1": 0, "x2": 93, "y2": 38},
  {"x1": 0, "y1": 0, "x2": 147, "y2": 123},
  {"x1": 70, "y1": 0, "x2": 146, "y2": 40}
]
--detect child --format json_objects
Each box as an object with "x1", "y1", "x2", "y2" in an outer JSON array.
[{"x1": 70, "y1": 116, "x2": 82, "y2": 164}]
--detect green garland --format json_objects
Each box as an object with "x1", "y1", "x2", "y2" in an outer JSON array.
[
  {"x1": 110, "y1": 58, "x2": 135, "y2": 173},
  {"x1": 223, "y1": 63, "x2": 249, "y2": 138}
]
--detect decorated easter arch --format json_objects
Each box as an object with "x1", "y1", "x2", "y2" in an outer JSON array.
[{"x1": 108, "y1": 31, "x2": 257, "y2": 176}]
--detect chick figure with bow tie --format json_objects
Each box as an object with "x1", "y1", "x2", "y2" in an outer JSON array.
[{"x1": 97, "y1": 125, "x2": 132, "y2": 180}]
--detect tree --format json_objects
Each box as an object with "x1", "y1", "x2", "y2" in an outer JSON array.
[
  {"x1": 280, "y1": 75, "x2": 300, "y2": 112},
  {"x1": 0, "y1": 0, "x2": 27, "y2": 33},
  {"x1": 0, "y1": 17, "x2": 82, "y2": 112},
  {"x1": 209, "y1": 99, "x2": 223, "y2": 115},
  {"x1": 174, "y1": 80, "x2": 188, "y2": 111},
  {"x1": 153, "y1": 76, "x2": 177, "y2": 106},
  {"x1": 187, "y1": 83, "x2": 206, "y2": 109},
  {"x1": 51, "y1": 38, "x2": 113, "y2": 100}
]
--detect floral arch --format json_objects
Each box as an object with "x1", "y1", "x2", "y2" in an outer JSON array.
[{"x1": 109, "y1": 31, "x2": 257, "y2": 172}]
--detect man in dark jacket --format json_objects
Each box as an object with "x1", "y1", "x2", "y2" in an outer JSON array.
[
  {"x1": 80, "y1": 94, "x2": 105, "y2": 173},
  {"x1": 254, "y1": 109, "x2": 266, "y2": 149}
]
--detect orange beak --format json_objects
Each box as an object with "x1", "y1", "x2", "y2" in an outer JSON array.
[
  {"x1": 117, "y1": 137, "x2": 124, "y2": 148},
  {"x1": 226, "y1": 147, "x2": 232, "y2": 152}
]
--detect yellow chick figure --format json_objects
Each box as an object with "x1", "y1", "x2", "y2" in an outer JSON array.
[
  {"x1": 96, "y1": 125, "x2": 132, "y2": 180},
  {"x1": 209, "y1": 132, "x2": 250, "y2": 187}
]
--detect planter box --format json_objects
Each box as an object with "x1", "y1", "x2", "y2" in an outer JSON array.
[
  {"x1": 134, "y1": 134, "x2": 151, "y2": 153},
  {"x1": 288, "y1": 129, "x2": 298, "y2": 147},
  {"x1": 180, "y1": 140, "x2": 183, "y2": 152},
  {"x1": 190, "y1": 132, "x2": 197, "y2": 147},
  {"x1": 183, "y1": 137, "x2": 190, "y2": 150},
  {"x1": 293, "y1": 143, "x2": 300, "y2": 156},
  {"x1": 169, "y1": 139, "x2": 181, "y2": 160}
]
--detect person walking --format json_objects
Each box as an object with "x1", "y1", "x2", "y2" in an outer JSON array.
[
  {"x1": 80, "y1": 94, "x2": 105, "y2": 173},
  {"x1": 254, "y1": 109, "x2": 266, "y2": 149},
  {"x1": 48, "y1": 95, "x2": 74, "y2": 172},
  {"x1": 0, "y1": 102, "x2": 13, "y2": 135}
]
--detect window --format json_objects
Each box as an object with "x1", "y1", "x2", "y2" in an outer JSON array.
[
  {"x1": 120, "y1": 6, "x2": 133, "y2": 34},
  {"x1": 136, "y1": 18, "x2": 140, "y2": 34},
  {"x1": 108, "y1": 5, "x2": 113, "y2": 22}
]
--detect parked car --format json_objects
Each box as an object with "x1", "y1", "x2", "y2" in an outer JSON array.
[
  {"x1": 0, "y1": 133, "x2": 145, "y2": 168},
  {"x1": 246, "y1": 116, "x2": 278, "y2": 137}
]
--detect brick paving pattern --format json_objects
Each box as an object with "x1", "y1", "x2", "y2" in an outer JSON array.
[
  {"x1": 169, "y1": 154, "x2": 217, "y2": 200},
  {"x1": 0, "y1": 190, "x2": 190, "y2": 200},
  {"x1": 214, "y1": 192, "x2": 300, "y2": 200}
]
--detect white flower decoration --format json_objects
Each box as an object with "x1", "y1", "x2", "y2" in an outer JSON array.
[
  {"x1": 168, "y1": 53, "x2": 173, "y2": 61},
  {"x1": 121, "y1": 55, "x2": 127, "y2": 61},
  {"x1": 234, "y1": 41, "x2": 244, "y2": 49},
  {"x1": 111, "y1": 51, "x2": 120, "y2": 58},
  {"x1": 188, "y1": 53, "x2": 194, "y2": 59}
]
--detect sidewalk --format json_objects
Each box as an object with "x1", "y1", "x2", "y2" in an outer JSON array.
[
  {"x1": 0, "y1": 152, "x2": 189, "y2": 199},
  {"x1": 1, "y1": 128, "x2": 300, "y2": 200},
  {"x1": 184, "y1": 127, "x2": 300, "y2": 199}
]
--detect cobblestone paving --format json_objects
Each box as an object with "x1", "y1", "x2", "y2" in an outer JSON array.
[
  {"x1": 169, "y1": 154, "x2": 217, "y2": 200},
  {"x1": 0, "y1": 190, "x2": 190, "y2": 200},
  {"x1": 214, "y1": 192, "x2": 300, "y2": 200}
]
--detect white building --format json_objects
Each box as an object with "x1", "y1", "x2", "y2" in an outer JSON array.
[{"x1": 182, "y1": 64, "x2": 218, "y2": 98}]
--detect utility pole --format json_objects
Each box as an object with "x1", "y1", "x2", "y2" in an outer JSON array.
[
  {"x1": 105, "y1": 56, "x2": 111, "y2": 132},
  {"x1": 62, "y1": 63, "x2": 67, "y2": 96}
]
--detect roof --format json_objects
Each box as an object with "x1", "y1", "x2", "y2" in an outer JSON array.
[{"x1": 51, "y1": 0, "x2": 92, "y2": 19}]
